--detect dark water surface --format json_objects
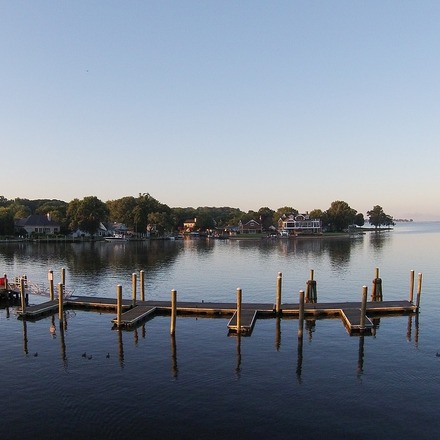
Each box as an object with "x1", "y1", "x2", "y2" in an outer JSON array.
[{"x1": 1, "y1": 222, "x2": 440, "y2": 439}]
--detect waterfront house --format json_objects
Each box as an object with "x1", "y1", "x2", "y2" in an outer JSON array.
[
  {"x1": 278, "y1": 213, "x2": 322, "y2": 236},
  {"x1": 239, "y1": 219, "x2": 262, "y2": 234},
  {"x1": 183, "y1": 218, "x2": 197, "y2": 233},
  {"x1": 17, "y1": 213, "x2": 60, "y2": 236}
]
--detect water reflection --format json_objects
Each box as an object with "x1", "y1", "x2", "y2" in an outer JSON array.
[{"x1": 170, "y1": 334, "x2": 178, "y2": 378}]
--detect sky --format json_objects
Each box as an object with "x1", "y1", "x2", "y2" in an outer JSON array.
[{"x1": 1, "y1": 1, "x2": 440, "y2": 220}]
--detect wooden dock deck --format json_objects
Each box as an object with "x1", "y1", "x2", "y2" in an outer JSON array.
[{"x1": 16, "y1": 295, "x2": 417, "y2": 336}]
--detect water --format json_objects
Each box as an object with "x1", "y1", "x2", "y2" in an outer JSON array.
[{"x1": 1, "y1": 222, "x2": 440, "y2": 439}]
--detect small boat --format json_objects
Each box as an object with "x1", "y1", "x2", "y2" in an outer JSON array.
[{"x1": 104, "y1": 234, "x2": 127, "y2": 242}]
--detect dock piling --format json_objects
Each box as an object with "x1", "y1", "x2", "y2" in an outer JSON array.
[
  {"x1": 298, "y1": 290, "x2": 305, "y2": 338},
  {"x1": 236, "y1": 288, "x2": 242, "y2": 334},
  {"x1": 20, "y1": 277, "x2": 26, "y2": 313},
  {"x1": 416, "y1": 273, "x2": 422, "y2": 311},
  {"x1": 116, "y1": 285, "x2": 122, "y2": 327},
  {"x1": 306, "y1": 269, "x2": 317, "y2": 303},
  {"x1": 170, "y1": 289, "x2": 177, "y2": 335},
  {"x1": 360, "y1": 286, "x2": 368, "y2": 332},
  {"x1": 58, "y1": 283, "x2": 64, "y2": 323},
  {"x1": 48, "y1": 270, "x2": 54, "y2": 300},
  {"x1": 409, "y1": 270, "x2": 415, "y2": 303},
  {"x1": 276, "y1": 272, "x2": 282, "y2": 315},
  {"x1": 132, "y1": 273, "x2": 137, "y2": 307},
  {"x1": 371, "y1": 267, "x2": 383, "y2": 301},
  {"x1": 140, "y1": 270, "x2": 145, "y2": 301}
]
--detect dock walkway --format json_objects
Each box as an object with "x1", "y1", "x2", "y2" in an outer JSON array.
[{"x1": 16, "y1": 296, "x2": 417, "y2": 336}]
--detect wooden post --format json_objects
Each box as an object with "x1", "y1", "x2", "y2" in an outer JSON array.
[
  {"x1": 132, "y1": 273, "x2": 137, "y2": 307},
  {"x1": 416, "y1": 273, "x2": 422, "y2": 311},
  {"x1": 371, "y1": 267, "x2": 382, "y2": 301},
  {"x1": 170, "y1": 289, "x2": 177, "y2": 335},
  {"x1": 360, "y1": 285, "x2": 368, "y2": 331},
  {"x1": 276, "y1": 272, "x2": 282, "y2": 315},
  {"x1": 140, "y1": 270, "x2": 145, "y2": 301},
  {"x1": 236, "y1": 288, "x2": 242, "y2": 334},
  {"x1": 116, "y1": 285, "x2": 122, "y2": 327},
  {"x1": 409, "y1": 270, "x2": 415, "y2": 303},
  {"x1": 298, "y1": 290, "x2": 305, "y2": 338},
  {"x1": 20, "y1": 277, "x2": 26, "y2": 313},
  {"x1": 58, "y1": 282, "x2": 64, "y2": 323},
  {"x1": 48, "y1": 270, "x2": 54, "y2": 300}
]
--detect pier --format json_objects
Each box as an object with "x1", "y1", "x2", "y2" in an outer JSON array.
[{"x1": 10, "y1": 267, "x2": 421, "y2": 337}]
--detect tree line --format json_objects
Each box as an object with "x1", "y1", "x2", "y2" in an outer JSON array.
[{"x1": 0, "y1": 194, "x2": 393, "y2": 237}]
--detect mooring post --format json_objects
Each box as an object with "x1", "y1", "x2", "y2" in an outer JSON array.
[
  {"x1": 371, "y1": 267, "x2": 383, "y2": 301},
  {"x1": 298, "y1": 290, "x2": 305, "y2": 338},
  {"x1": 48, "y1": 270, "x2": 54, "y2": 300},
  {"x1": 20, "y1": 277, "x2": 26, "y2": 313},
  {"x1": 276, "y1": 272, "x2": 282, "y2": 315},
  {"x1": 132, "y1": 273, "x2": 137, "y2": 307},
  {"x1": 170, "y1": 289, "x2": 177, "y2": 335},
  {"x1": 236, "y1": 287, "x2": 242, "y2": 334},
  {"x1": 416, "y1": 273, "x2": 422, "y2": 311},
  {"x1": 140, "y1": 270, "x2": 145, "y2": 301},
  {"x1": 360, "y1": 285, "x2": 368, "y2": 331},
  {"x1": 116, "y1": 285, "x2": 122, "y2": 327},
  {"x1": 409, "y1": 270, "x2": 415, "y2": 303},
  {"x1": 306, "y1": 269, "x2": 317, "y2": 303},
  {"x1": 58, "y1": 282, "x2": 64, "y2": 323}
]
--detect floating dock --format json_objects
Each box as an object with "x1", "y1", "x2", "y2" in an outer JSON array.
[{"x1": 16, "y1": 296, "x2": 417, "y2": 336}]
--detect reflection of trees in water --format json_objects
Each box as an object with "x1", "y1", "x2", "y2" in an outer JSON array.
[
  {"x1": 0, "y1": 241, "x2": 183, "y2": 278},
  {"x1": 276, "y1": 238, "x2": 324, "y2": 256},
  {"x1": 369, "y1": 231, "x2": 391, "y2": 252},
  {"x1": 324, "y1": 237, "x2": 364, "y2": 271},
  {"x1": 67, "y1": 241, "x2": 183, "y2": 275},
  {"x1": 182, "y1": 238, "x2": 215, "y2": 255}
]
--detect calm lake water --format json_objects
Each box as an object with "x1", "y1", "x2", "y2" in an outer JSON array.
[{"x1": 1, "y1": 222, "x2": 440, "y2": 439}]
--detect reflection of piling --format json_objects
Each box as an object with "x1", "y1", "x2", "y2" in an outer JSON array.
[
  {"x1": 360, "y1": 286, "x2": 368, "y2": 332},
  {"x1": 406, "y1": 315, "x2": 412, "y2": 341},
  {"x1": 371, "y1": 267, "x2": 383, "y2": 301},
  {"x1": 116, "y1": 285, "x2": 122, "y2": 327},
  {"x1": 22, "y1": 320, "x2": 28, "y2": 354},
  {"x1": 236, "y1": 288, "x2": 242, "y2": 334},
  {"x1": 305, "y1": 269, "x2": 317, "y2": 303},
  {"x1": 170, "y1": 334, "x2": 178, "y2": 378},
  {"x1": 235, "y1": 334, "x2": 242, "y2": 376},
  {"x1": 132, "y1": 273, "x2": 137, "y2": 307},
  {"x1": 276, "y1": 272, "x2": 282, "y2": 315},
  {"x1": 59, "y1": 321, "x2": 67, "y2": 366},
  {"x1": 48, "y1": 270, "x2": 54, "y2": 300},
  {"x1": 140, "y1": 270, "x2": 145, "y2": 301},
  {"x1": 58, "y1": 283, "x2": 64, "y2": 323},
  {"x1": 298, "y1": 290, "x2": 305, "y2": 339},
  {"x1": 357, "y1": 335, "x2": 365, "y2": 376},
  {"x1": 275, "y1": 317, "x2": 281, "y2": 351},
  {"x1": 409, "y1": 270, "x2": 415, "y2": 303},
  {"x1": 416, "y1": 273, "x2": 422, "y2": 311},
  {"x1": 117, "y1": 329, "x2": 124, "y2": 368},
  {"x1": 170, "y1": 289, "x2": 177, "y2": 335},
  {"x1": 61, "y1": 267, "x2": 65, "y2": 288}
]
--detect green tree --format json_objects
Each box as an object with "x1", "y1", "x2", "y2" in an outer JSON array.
[
  {"x1": 367, "y1": 205, "x2": 393, "y2": 228},
  {"x1": 0, "y1": 207, "x2": 14, "y2": 236},
  {"x1": 309, "y1": 209, "x2": 323, "y2": 219},
  {"x1": 325, "y1": 200, "x2": 357, "y2": 232},
  {"x1": 354, "y1": 212, "x2": 365, "y2": 227},
  {"x1": 67, "y1": 196, "x2": 108, "y2": 235}
]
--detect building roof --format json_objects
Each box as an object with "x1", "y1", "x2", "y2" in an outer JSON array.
[{"x1": 22, "y1": 214, "x2": 60, "y2": 227}]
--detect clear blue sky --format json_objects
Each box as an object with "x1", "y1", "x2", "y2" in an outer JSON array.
[{"x1": 2, "y1": 1, "x2": 439, "y2": 220}]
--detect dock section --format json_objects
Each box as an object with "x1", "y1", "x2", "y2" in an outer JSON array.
[{"x1": 15, "y1": 296, "x2": 417, "y2": 336}]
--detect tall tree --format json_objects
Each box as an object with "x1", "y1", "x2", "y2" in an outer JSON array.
[
  {"x1": 367, "y1": 205, "x2": 393, "y2": 228},
  {"x1": 325, "y1": 200, "x2": 357, "y2": 232},
  {"x1": 67, "y1": 196, "x2": 108, "y2": 235}
]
